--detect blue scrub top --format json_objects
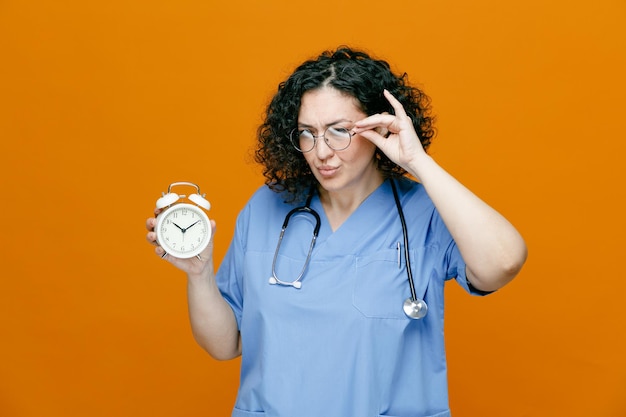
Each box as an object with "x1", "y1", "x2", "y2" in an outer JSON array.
[{"x1": 216, "y1": 178, "x2": 481, "y2": 417}]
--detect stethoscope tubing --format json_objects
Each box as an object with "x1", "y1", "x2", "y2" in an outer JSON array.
[
  {"x1": 269, "y1": 193, "x2": 320, "y2": 289},
  {"x1": 269, "y1": 179, "x2": 427, "y2": 319},
  {"x1": 390, "y1": 179, "x2": 418, "y2": 302}
]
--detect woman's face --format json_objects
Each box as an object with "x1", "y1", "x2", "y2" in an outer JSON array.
[{"x1": 297, "y1": 87, "x2": 382, "y2": 196}]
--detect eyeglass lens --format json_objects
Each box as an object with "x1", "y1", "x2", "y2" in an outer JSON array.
[{"x1": 290, "y1": 127, "x2": 352, "y2": 152}]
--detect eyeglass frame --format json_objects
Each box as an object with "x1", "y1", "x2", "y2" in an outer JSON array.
[{"x1": 289, "y1": 126, "x2": 353, "y2": 153}]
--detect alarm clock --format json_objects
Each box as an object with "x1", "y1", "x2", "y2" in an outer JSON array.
[{"x1": 155, "y1": 182, "x2": 211, "y2": 259}]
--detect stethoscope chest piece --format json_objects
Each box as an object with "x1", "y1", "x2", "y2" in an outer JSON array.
[{"x1": 403, "y1": 297, "x2": 428, "y2": 320}]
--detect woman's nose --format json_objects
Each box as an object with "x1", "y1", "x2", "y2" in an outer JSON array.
[{"x1": 313, "y1": 135, "x2": 334, "y2": 159}]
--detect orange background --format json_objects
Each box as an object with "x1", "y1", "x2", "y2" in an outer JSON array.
[{"x1": 1, "y1": 0, "x2": 625, "y2": 416}]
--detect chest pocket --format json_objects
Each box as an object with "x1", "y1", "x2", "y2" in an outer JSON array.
[{"x1": 353, "y1": 248, "x2": 430, "y2": 320}]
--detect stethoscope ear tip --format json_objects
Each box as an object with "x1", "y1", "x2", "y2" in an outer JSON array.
[{"x1": 268, "y1": 276, "x2": 303, "y2": 289}]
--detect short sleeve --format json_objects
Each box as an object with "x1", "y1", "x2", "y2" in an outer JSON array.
[
  {"x1": 443, "y1": 239, "x2": 494, "y2": 296},
  {"x1": 214, "y1": 205, "x2": 250, "y2": 329}
]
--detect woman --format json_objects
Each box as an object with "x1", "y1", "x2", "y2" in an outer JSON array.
[{"x1": 146, "y1": 46, "x2": 527, "y2": 417}]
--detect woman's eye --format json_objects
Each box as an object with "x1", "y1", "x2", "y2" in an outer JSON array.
[
  {"x1": 328, "y1": 127, "x2": 351, "y2": 137},
  {"x1": 299, "y1": 129, "x2": 314, "y2": 139}
]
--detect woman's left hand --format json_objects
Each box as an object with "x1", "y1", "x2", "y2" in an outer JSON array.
[{"x1": 352, "y1": 89, "x2": 427, "y2": 175}]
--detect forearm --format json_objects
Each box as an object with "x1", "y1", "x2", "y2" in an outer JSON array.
[
  {"x1": 187, "y1": 272, "x2": 241, "y2": 360},
  {"x1": 408, "y1": 154, "x2": 527, "y2": 291}
]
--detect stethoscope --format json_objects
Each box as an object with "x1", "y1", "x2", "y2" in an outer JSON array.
[{"x1": 268, "y1": 179, "x2": 428, "y2": 320}]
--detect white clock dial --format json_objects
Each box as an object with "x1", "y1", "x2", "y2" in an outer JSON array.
[{"x1": 155, "y1": 203, "x2": 211, "y2": 258}]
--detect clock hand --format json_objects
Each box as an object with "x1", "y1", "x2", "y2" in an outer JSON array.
[
  {"x1": 185, "y1": 220, "x2": 201, "y2": 231},
  {"x1": 174, "y1": 220, "x2": 201, "y2": 234}
]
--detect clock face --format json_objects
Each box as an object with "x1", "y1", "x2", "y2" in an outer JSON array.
[{"x1": 155, "y1": 203, "x2": 211, "y2": 258}]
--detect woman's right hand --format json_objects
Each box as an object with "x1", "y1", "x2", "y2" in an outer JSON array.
[
  {"x1": 145, "y1": 207, "x2": 217, "y2": 277},
  {"x1": 146, "y1": 209, "x2": 240, "y2": 359}
]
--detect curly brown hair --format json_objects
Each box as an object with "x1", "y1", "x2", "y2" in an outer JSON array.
[{"x1": 254, "y1": 46, "x2": 436, "y2": 203}]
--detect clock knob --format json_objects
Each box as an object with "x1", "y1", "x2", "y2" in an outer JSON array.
[
  {"x1": 188, "y1": 193, "x2": 211, "y2": 210},
  {"x1": 156, "y1": 193, "x2": 180, "y2": 209}
]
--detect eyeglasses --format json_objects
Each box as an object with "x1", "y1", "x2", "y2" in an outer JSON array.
[{"x1": 290, "y1": 126, "x2": 353, "y2": 153}]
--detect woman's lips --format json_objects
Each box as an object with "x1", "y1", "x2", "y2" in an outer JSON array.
[{"x1": 317, "y1": 166, "x2": 338, "y2": 177}]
